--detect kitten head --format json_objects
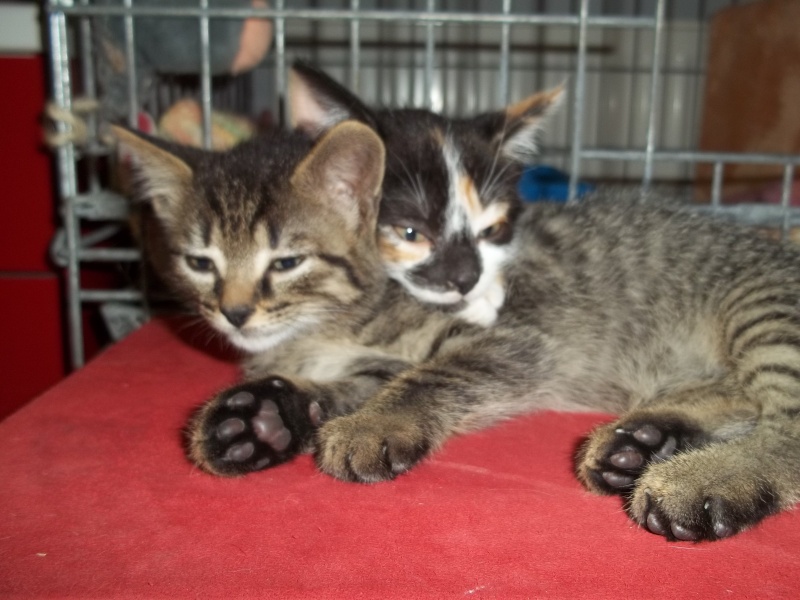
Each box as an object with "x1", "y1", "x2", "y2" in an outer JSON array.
[
  {"x1": 288, "y1": 62, "x2": 564, "y2": 316},
  {"x1": 114, "y1": 121, "x2": 386, "y2": 353}
]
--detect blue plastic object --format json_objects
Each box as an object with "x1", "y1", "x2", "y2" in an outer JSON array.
[{"x1": 517, "y1": 165, "x2": 594, "y2": 203}]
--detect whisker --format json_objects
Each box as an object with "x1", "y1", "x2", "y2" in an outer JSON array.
[
  {"x1": 390, "y1": 149, "x2": 428, "y2": 213},
  {"x1": 482, "y1": 161, "x2": 514, "y2": 203},
  {"x1": 414, "y1": 173, "x2": 428, "y2": 213},
  {"x1": 480, "y1": 110, "x2": 513, "y2": 200}
]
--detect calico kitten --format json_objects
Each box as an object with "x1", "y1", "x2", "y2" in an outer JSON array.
[
  {"x1": 117, "y1": 123, "x2": 800, "y2": 544},
  {"x1": 288, "y1": 62, "x2": 563, "y2": 326}
]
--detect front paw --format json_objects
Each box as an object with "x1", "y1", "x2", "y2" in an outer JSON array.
[
  {"x1": 315, "y1": 410, "x2": 432, "y2": 483},
  {"x1": 188, "y1": 377, "x2": 324, "y2": 477},
  {"x1": 628, "y1": 453, "x2": 780, "y2": 542}
]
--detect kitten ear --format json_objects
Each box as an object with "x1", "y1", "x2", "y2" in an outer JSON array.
[
  {"x1": 483, "y1": 82, "x2": 566, "y2": 162},
  {"x1": 288, "y1": 61, "x2": 377, "y2": 138},
  {"x1": 111, "y1": 125, "x2": 194, "y2": 224},
  {"x1": 291, "y1": 121, "x2": 385, "y2": 231}
]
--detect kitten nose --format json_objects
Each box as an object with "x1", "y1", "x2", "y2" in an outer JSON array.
[
  {"x1": 411, "y1": 236, "x2": 482, "y2": 296},
  {"x1": 449, "y1": 267, "x2": 480, "y2": 295},
  {"x1": 221, "y1": 305, "x2": 254, "y2": 328}
]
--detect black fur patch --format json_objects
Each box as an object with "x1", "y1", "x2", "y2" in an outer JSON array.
[
  {"x1": 742, "y1": 364, "x2": 800, "y2": 387},
  {"x1": 728, "y1": 311, "x2": 800, "y2": 353}
]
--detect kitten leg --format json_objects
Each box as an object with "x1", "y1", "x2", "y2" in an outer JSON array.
[
  {"x1": 188, "y1": 358, "x2": 413, "y2": 476},
  {"x1": 579, "y1": 383, "x2": 800, "y2": 541},
  {"x1": 576, "y1": 380, "x2": 759, "y2": 495},
  {"x1": 314, "y1": 402, "x2": 435, "y2": 483},
  {"x1": 314, "y1": 328, "x2": 557, "y2": 483},
  {"x1": 612, "y1": 277, "x2": 800, "y2": 540},
  {"x1": 625, "y1": 280, "x2": 800, "y2": 540},
  {"x1": 627, "y1": 415, "x2": 800, "y2": 542}
]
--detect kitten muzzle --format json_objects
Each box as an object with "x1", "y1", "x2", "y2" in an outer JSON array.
[{"x1": 410, "y1": 238, "x2": 481, "y2": 296}]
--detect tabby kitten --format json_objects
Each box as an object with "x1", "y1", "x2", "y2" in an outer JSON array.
[
  {"x1": 117, "y1": 122, "x2": 800, "y2": 544},
  {"x1": 288, "y1": 62, "x2": 563, "y2": 326}
]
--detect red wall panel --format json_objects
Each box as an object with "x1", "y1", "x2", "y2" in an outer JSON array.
[
  {"x1": 0, "y1": 54, "x2": 66, "y2": 419},
  {"x1": 0, "y1": 55, "x2": 57, "y2": 272}
]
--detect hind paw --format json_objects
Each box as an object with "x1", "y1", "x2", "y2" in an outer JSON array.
[
  {"x1": 628, "y1": 454, "x2": 781, "y2": 542},
  {"x1": 578, "y1": 414, "x2": 705, "y2": 495}
]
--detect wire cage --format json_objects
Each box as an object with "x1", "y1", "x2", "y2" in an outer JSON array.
[{"x1": 44, "y1": 0, "x2": 800, "y2": 369}]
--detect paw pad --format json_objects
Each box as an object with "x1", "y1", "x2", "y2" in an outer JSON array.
[
  {"x1": 226, "y1": 391, "x2": 255, "y2": 408},
  {"x1": 194, "y1": 379, "x2": 330, "y2": 477},
  {"x1": 641, "y1": 492, "x2": 701, "y2": 541},
  {"x1": 217, "y1": 417, "x2": 246, "y2": 439},
  {"x1": 224, "y1": 441, "x2": 255, "y2": 462},
  {"x1": 593, "y1": 421, "x2": 687, "y2": 494},
  {"x1": 252, "y1": 400, "x2": 292, "y2": 452}
]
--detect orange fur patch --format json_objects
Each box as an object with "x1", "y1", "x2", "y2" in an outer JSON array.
[
  {"x1": 430, "y1": 127, "x2": 445, "y2": 147},
  {"x1": 505, "y1": 84, "x2": 565, "y2": 121},
  {"x1": 221, "y1": 279, "x2": 255, "y2": 309},
  {"x1": 458, "y1": 175, "x2": 483, "y2": 222},
  {"x1": 378, "y1": 233, "x2": 430, "y2": 264}
]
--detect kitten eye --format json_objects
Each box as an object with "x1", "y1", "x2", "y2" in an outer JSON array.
[
  {"x1": 478, "y1": 221, "x2": 510, "y2": 242},
  {"x1": 185, "y1": 255, "x2": 216, "y2": 273},
  {"x1": 270, "y1": 256, "x2": 305, "y2": 272},
  {"x1": 393, "y1": 226, "x2": 430, "y2": 244}
]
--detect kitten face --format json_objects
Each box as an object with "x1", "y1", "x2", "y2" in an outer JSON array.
[
  {"x1": 115, "y1": 122, "x2": 386, "y2": 353},
  {"x1": 288, "y1": 62, "x2": 563, "y2": 323},
  {"x1": 375, "y1": 112, "x2": 518, "y2": 308},
  {"x1": 167, "y1": 201, "x2": 334, "y2": 354}
]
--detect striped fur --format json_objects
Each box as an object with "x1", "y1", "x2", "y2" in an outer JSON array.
[{"x1": 119, "y1": 123, "x2": 800, "y2": 543}]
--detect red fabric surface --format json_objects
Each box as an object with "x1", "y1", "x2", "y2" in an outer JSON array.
[{"x1": 1, "y1": 319, "x2": 799, "y2": 599}]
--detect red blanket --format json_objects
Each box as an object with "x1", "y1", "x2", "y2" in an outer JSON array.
[{"x1": 1, "y1": 320, "x2": 798, "y2": 598}]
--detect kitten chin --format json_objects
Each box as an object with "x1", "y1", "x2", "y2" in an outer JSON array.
[
  {"x1": 214, "y1": 318, "x2": 318, "y2": 354},
  {"x1": 458, "y1": 275, "x2": 506, "y2": 326},
  {"x1": 392, "y1": 277, "x2": 463, "y2": 305}
]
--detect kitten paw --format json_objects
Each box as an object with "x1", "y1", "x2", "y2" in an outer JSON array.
[
  {"x1": 189, "y1": 377, "x2": 325, "y2": 476},
  {"x1": 577, "y1": 415, "x2": 705, "y2": 495},
  {"x1": 315, "y1": 410, "x2": 431, "y2": 483},
  {"x1": 628, "y1": 453, "x2": 781, "y2": 542}
]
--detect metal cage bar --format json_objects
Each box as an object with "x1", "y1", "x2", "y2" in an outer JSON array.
[
  {"x1": 567, "y1": 0, "x2": 589, "y2": 203},
  {"x1": 79, "y1": 0, "x2": 101, "y2": 192},
  {"x1": 781, "y1": 165, "x2": 795, "y2": 240},
  {"x1": 199, "y1": 0, "x2": 213, "y2": 149},
  {"x1": 350, "y1": 0, "x2": 361, "y2": 92},
  {"x1": 711, "y1": 161, "x2": 723, "y2": 209},
  {"x1": 51, "y1": 5, "x2": 660, "y2": 28},
  {"x1": 424, "y1": 0, "x2": 436, "y2": 110},
  {"x1": 274, "y1": 0, "x2": 286, "y2": 123},
  {"x1": 47, "y1": 2, "x2": 83, "y2": 369},
  {"x1": 642, "y1": 0, "x2": 665, "y2": 187},
  {"x1": 123, "y1": 0, "x2": 138, "y2": 127},
  {"x1": 497, "y1": 0, "x2": 511, "y2": 108}
]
